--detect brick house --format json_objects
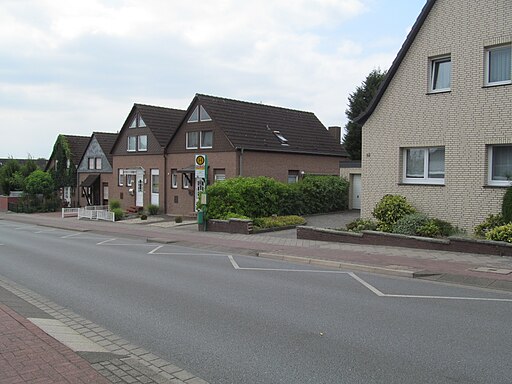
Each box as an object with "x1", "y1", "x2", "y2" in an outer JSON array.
[
  {"x1": 77, "y1": 132, "x2": 117, "y2": 207},
  {"x1": 46, "y1": 135, "x2": 90, "y2": 207},
  {"x1": 110, "y1": 104, "x2": 186, "y2": 211},
  {"x1": 358, "y1": 0, "x2": 512, "y2": 231},
  {"x1": 165, "y1": 94, "x2": 348, "y2": 216}
]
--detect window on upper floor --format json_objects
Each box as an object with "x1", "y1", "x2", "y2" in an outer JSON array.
[
  {"x1": 429, "y1": 56, "x2": 451, "y2": 92},
  {"x1": 186, "y1": 131, "x2": 199, "y2": 149},
  {"x1": 129, "y1": 113, "x2": 147, "y2": 128},
  {"x1": 127, "y1": 136, "x2": 136, "y2": 152},
  {"x1": 273, "y1": 130, "x2": 289, "y2": 146},
  {"x1": 88, "y1": 158, "x2": 95, "y2": 170},
  {"x1": 187, "y1": 105, "x2": 212, "y2": 123},
  {"x1": 403, "y1": 147, "x2": 445, "y2": 185},
  {"x1": 485, "y1": 44, "x2": 511, "y2": 86},
  {"x1": 488, "y1": 145, "x2": 512, "y2": 186},
  {"x1": 138, "y1": 135, "x2": 148, "y2": 151},
  {"x1": 200, "y1": 131, "x2": 213, "y2": 148},
  {"x1": 95, "y1": 157, "x2": 102, "y2": 170}
]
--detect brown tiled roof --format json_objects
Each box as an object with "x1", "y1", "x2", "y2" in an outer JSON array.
[
  {"x1": 195, "y1": 94, "x2": 347, "y2": 157},
  {"x1": 135, "y1": 104, "x2": 187, "y2": 148},
  {"x1": 64, "y1": 135, "x2": 90, "y2": 166},
  {"x1": 93, "y1": 132, "x2": 117, "y2": 166}
]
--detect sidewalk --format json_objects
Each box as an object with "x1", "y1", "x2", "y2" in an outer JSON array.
[{"x1": 0, "y1": 304, "x2": 109, "y2": 384}]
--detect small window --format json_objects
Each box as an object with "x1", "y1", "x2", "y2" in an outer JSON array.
[
  {"x1": 199, "y1": 106, "x2": 212, "y2": 121},
  {"x1": 127, "y1": 136, "x2": 136, "y2": 152},
  {"x1": 88, "y1": 158, "x2": 95, "y2": 170},
  {"x1": 129, "y1": 113, "x2": 147, "y2": 128},
  {"x1": 288, "y1": 170, "x2": 299, "y2": 184},
  {"x1": 126, "y1": 174, "x2": 134, "y2": 187},
  {"x1": 138, "y1": 135, "x2": 148, "y2": 151},
  {"x1": 182, "y1": 173, "x2": 191, "y2": 189},
  {"x1": 200, "y1": 131, "x2": 213, "y2": 148},
  {"x1": 186, "y1": 132, "x2": 199, "y2": 149},
  {"x1": 430, "y1": 56, "x2": 451, "y2": 92},
  {"x1": 214, "y1": 168, "x2": 226, "y2": 182},
  {"x1": 171, "y1": 169, "x2": 178, "y2": 188},
  {"x1": 118, "y1": 169, "x2": 124, "y2": 186},
  {"x1": 488, "y1": 145, "x2": 512, "y2": 186},
  {"x1": 152, "y1": 173, "x2": 159, "y2": 194},
  {"x1": 485, "y1": 45, "x2": 511, "y2": 86},
  {"x1": 188, "y1": 105, "x2": 212, "y2": 123},
  {"x1": 95, "y1": 157, "x2": 102, "y2": 170},
  {"x1": 403, "y1": 147, "x2": 445, "y2": 185},
  {"x1": 188, "y1": 107, "x2": 199, "y2": 123}
]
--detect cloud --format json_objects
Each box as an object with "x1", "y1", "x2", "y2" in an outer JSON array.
[{"x1": 0, "y1": 0, "x2": 407, "y2": 158}]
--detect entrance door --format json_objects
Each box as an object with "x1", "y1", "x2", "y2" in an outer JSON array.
[
  {"x1": 151, "y1": 169, "x2": 159, "y2": 206},
  {"x1": 352, "y1": 174, "x2": 361, "y2": 210},
  {"x1": 136, "y1": 170, "x2": 144, "y2": 207}
]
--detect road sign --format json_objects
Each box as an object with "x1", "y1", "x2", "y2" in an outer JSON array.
[{"x1": 195, "y1": 155, "x2": 207, "y2": 178}]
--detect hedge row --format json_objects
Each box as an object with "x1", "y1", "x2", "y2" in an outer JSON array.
[{"x1": 204, "y1": 176, "x2": 348, "y2": 219}]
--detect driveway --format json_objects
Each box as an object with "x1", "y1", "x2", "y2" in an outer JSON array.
[{"x1": 255, "y1": 210, "x2": 360, "y2": 238}]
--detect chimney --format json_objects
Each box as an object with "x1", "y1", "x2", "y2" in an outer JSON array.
[{"x1": 328, "y1": 126, "x2": 341, "y2": 144}]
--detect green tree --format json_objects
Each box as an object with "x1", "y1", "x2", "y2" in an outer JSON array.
[
  {"x1": 24, "y1": 170, "x2": 54, "y2": 197},
  {"x1": 342, "y1": 68, "x2": 387, "y2": 160},
  {"x1": 0, "y1": 159, "x2": 21, "y2": 195}
]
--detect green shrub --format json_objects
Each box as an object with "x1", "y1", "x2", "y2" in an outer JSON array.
[
  {"x1": 140, "y1": 214, "x2": 148, "y2": 220},
  {"x1": 417, "y1": 221, "x2": 441, "y2": 238},
  {"x1": 502, "y1": 187, "x2": 512, "y2": 223},
  {"x1": 175, "y1": 216, "x2": 183, "y2": 223},
  {"x1": 346, "y1": 218, "x2": 378, "y2": 232},
  {"x1": 430, "y1": 218, "x2": 460, "y2": 237},
  {"x1": 253, "y1": 215, "x2": 306, "y2": 229},
  {"x1": 148, "y1": 204, "x2": 159, "y2": 215},
  {"x1": 219, "y1": 212, "x2": 251, "y2": 220},
  {"x1": 372, "y1": 194, "x2": 416, "y2": 232},
  {"x1": 474, "y1": 214, "x2": 505, "y2": 238},
  {"x1": 112, "y1": 208, "x2": 124, "y2": 221},
  {"x1": 298, "y1": 175, "x2": 349, "y2": 215},
  {"x1": 392, "y1": 213, "x2": 429, "y2": 236},
  {"x1": 485, "y1": 223, "x2": 512, "y2": 243},
  {"x1": 109, "y1": 200, "x2": 121, "y2": 210}
]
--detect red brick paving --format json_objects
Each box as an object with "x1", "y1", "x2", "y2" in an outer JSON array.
[{"x1": 0, "y1": 304, "x2": 109, "y2": 384}]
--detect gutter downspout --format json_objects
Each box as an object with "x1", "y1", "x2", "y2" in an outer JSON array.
[
  {"x1": 163, "y1": 152, "x2": 168, "y2": 214},
  {"x1": 238, "y1": 147, "x2": 244, "y2": 176}
]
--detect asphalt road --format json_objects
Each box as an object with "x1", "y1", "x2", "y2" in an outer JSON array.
[{"x1": 1, "y1": 219, "x2": 512, "y2": 384}]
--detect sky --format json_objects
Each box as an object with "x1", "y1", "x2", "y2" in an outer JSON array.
[{"x1": 0, "y1": 0, "x2": 427, "y2": 159}]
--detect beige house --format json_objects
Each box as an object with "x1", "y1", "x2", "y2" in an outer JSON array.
[{"x1": 359, "y1": 0, "x2": 512, "y2": 231}]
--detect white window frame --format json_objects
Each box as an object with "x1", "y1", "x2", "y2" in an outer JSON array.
[
  {"x1": 485, "y1": 44, "x2": 512, "y2": 86},
  {"x1": 402, "y1": 147, "x2": 445, "y2": 185},
  {"x1": 126, "y1": 174, "x2": 134, "y2": 187},
  {"x1": 127, "y1": 136, "x2": 136, "y2": 152},
  {"x1": 138, "y1": 135, "x2": 148, "y2": 151},
  {"x1": 429, "y1": 55, "x2": 451, "y2": 93},
  {"x1": 171, "y1": 169, "x2": 178, "y2": 189},
  {"x1": 488, "y1": 145, "x2": 512, "y2": 186},
  {"x1": 118, "y1": 169, "x2": 124, "y2": 186},
  {"x1": 186, "y1": 131, "x2": 199, "y2": 149},
  {"x1": 200, "y1": 131, "x2": 213, "y2": 149},
  {"x1": 182, "y1": 173, "x2": 191, "y2": 189},
  {"x1": 95, "y1": 157, "x2": 102, "y2": 170},
  {"x1": 88, "y1": 158, "x2": 95, "y2": 170}
]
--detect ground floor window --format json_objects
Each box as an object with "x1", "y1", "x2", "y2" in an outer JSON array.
[
  {"x1": 287, "y1": 170, "x2": 299, "y2": 183},
  {"x1": 488, "y1": 144, "x2": 512, "y2": 186},
  {"x1": 403, "y1": 147, "x2": 445, "y2": 185},
  {"x1": 214, "y1": 168, "x2": 226, "y2": 182}
]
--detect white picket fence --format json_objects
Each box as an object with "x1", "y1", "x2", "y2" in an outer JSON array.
[{"x1": 62, "y1": 205, "x2": 113, "y2": 222}]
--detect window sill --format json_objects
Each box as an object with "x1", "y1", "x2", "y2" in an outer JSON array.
[
  {"x1": 482, "y1": 82, "x2": 511, "y2": 88},
  {"x1": 398, "y1": 182, "x2": 445, "y2": 187},
  {"x1": 484, "y1": 184, "x2": 512, "y2": 189},
  {"x1": 426, "y1": 89, "x2": 451, "y2": 95}
]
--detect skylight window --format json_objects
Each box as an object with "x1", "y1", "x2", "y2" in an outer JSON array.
[{"x1": 273, "y1": 130, "x2": 289, "y2": 146}]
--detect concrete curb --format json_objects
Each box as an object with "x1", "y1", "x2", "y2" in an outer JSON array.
[{"x1": 257, "y1": 252, "x2": 423, "y2": 278}]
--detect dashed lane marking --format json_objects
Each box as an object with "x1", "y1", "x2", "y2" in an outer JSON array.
[{"x1": 61, "y1": 233, "x2": 81, "y2": 239}]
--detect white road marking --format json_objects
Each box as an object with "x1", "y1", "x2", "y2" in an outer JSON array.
[
  {"x1": 148, "y1": 245, "x2": 164, "y2": 254},
  {"x1": 61, "y1": 233, "x2": 81, "y2": 239},
  {"x1": 97, "y1": 238, "x2": 116, "y2": 245},
  {"x1": 229, "y1": 256, "x2": 512, "y2": 303},
  {"x1": 35, "y1": 229, "x2": 57, "y2": 234}
]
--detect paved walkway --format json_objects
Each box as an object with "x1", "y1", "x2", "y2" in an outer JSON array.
[{"x1": 1, "y1": 210, "x2": 512, "y2": 382}]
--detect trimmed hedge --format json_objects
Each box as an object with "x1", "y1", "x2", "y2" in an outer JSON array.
[{"x1": 204, "y1": 176, "x2": 348, "y2": 219}]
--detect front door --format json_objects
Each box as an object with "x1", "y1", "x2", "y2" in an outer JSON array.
[
  {"x1": 352, "y1": 174, "x2": 361, "y2": 210},
  {"x1": 151, "y1": 169, "x2": 159, "y2": 206},
  {"x1": 136, "y1": 170, "x2": 144, "y2": 207}
]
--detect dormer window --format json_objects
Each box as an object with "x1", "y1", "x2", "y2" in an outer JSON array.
[
  {"x1": 129, "y1": 113, "x2": 147, "y2": 128},
  {"x1": 273, "y1": 130, "x2": 289, "y2": 146},
  {"x1": 188, "y1": 105, "x2": 212, "y2": 123}
]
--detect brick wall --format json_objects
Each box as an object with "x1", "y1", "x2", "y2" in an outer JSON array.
[{"x1": 362, "y1": 0, "x2": 512, "y2": 232}]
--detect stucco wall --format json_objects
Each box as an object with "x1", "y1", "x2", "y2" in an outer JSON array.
[{"x1": 362, "y1": 0, "x2": 512, "y2": 231}]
